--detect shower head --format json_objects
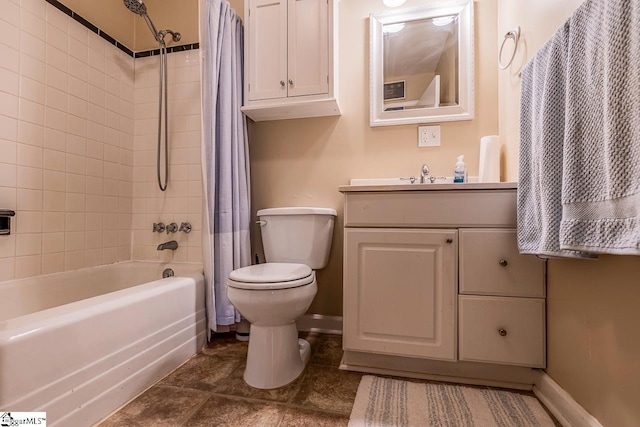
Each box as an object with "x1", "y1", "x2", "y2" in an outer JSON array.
[
  {"x1": 123, "y1": 0, "x2": 147, "y2": 15},
  {"x1": 123, "y1": 0, "x2": 182, "y2": 45}
]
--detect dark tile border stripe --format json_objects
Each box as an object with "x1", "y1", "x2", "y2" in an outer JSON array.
[{"x1": 44, "y1": 0, "x2": 198, "y2": 58}]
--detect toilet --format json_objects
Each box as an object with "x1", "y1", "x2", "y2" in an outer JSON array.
[{"x1": 226, "y1": 207, "x2": 337, "y2": 389}]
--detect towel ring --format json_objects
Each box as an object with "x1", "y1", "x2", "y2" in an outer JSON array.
[{"x1": 499, "y1": 26, "x2": 520, "y2": 70}]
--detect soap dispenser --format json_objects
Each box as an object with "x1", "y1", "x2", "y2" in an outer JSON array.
[{"x1": 454, "y1": 155, "x2": 467, "y2": 183}]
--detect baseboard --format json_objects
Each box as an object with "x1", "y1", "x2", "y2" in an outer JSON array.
[
  {"x1": 533, "y1": 370, "x2": 602, "y2": 427},
  {"x1": 296, "y1": 314, "x2": 342, "y2": 335}
]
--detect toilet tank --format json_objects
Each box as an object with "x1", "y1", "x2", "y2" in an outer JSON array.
[{"x1": 258, "y1": 207, "x2": 337, "y2": 269}]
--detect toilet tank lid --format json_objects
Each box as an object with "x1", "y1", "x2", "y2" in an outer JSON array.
[{"x1": 257, "y1": 207, "x2": 337, "y2": 216}]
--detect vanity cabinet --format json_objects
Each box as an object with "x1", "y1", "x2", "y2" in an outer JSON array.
[
  {"x1": 340, "y1": 183, "x2": 546, "y2": 386},
  {"x1": 242, "y1": 0, "x2": 340, "y2": 121}
]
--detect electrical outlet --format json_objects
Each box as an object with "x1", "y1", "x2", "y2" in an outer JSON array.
[{"x1": 418, "y1": 125, "x2": 441, "y2": 147}]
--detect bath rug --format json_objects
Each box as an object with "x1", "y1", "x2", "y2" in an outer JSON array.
[{"x1": 348, "y1": 375, "x2": 555, "y2": 427}]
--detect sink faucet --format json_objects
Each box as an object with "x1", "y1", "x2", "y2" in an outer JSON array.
[
  {"x1": 157, "y1": 240, "x2": 178, "y2": 251},
  {"x1": 420, "y1": 164, "x2": 430, "y2": 183}
]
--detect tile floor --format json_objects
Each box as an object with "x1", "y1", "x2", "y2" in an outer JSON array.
[{"x1": 98, "y1": 332, "x2": 559, "y2": 426}]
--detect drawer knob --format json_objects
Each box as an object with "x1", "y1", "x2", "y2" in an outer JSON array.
[
  {"x1": 499, "y1": 259, "x2": 508, "y2": 267},
  {"x1": 498, "y1": 328, "x2": 508, "y2": 336},
  {"x1": 280, "y1": 80, "x2": 285, "y2": 87},
  {"x1": 446, "y1": 238, "x2": 453, "y2": 244}
]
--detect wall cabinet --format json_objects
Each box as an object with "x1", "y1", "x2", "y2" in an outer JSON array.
[
  {"x1": 242, "y1": 0, "x2": 340, "y2": 121},
  {"x1": 340, "y1": 184, "x2": 546, "y2": 386}
]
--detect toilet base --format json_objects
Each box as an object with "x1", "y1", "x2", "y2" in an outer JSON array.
[{"x1": 243, "y1": 323, "x2": 310, "y2": 389}]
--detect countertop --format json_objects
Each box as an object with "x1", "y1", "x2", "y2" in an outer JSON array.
[{"x1": 339, "y1": 182, "x2": 518, "y2": 193}]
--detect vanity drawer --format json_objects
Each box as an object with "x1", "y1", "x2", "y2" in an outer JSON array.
[
  {"x1": 459, "y1": 229, "x2": 545, "y2": 297},
  {"x1": 458, "y1": 295, "x2": 545, "y2": 368}
]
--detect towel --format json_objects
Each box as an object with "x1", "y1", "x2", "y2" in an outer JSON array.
[
  {"x1": 518, "y1": 0, "x2": 640, "y2": 257},
  {"x1": 559, "y1": 0, "x2": 640, "y2": 255},
  {"x1": 518, "y1": 22, "x2": 590, "y2": 258}
]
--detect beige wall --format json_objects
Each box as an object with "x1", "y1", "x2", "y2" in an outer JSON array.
[
  {"x1": 0, "y1": 1, "x2": 134, "y2": 279},
  {"x1": 60, "y1": 0, "x2": 198, "y2": 52},
  {"x1": 498, "y1": 1, "x2": 640, "y2": 425},
  {"x1": 246, "y1": 0, "x2": 499, "y2": 315}
]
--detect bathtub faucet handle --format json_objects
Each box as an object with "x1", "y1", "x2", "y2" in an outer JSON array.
[
  {"x1": 153, "y1": 222, "x2": 165, "y2": 233},
  {"x1": 179, "y1": 222, "x2": 192, "y2": 233},
  {"x1": 166, "y1": 223, "x2": 178, "y2": 234}
]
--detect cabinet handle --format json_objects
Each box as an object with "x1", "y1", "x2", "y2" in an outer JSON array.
[
  {"x1": 498, "y1": 328, "x2": 508, "y2": 336},
  {"x1": 446, "y1": 238, "x2": 453, "y2": 244},
  {"x1": 280, "y1": 80, "x2": 285, "y2": 87},
  {"x1": 288, "y1": 79, "x2": 294, "y2": 86},
  {"x1": 499, "y1": 259, "x2": 508, "y2": 267}
]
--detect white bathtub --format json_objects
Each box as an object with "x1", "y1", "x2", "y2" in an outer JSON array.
[{"x1": 0, "y1": 261, "x2": 206, "y2": 426}]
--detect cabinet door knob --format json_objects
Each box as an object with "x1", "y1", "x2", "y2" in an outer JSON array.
[
  {"x1": 499, "y1": 259, "x2": 508, "y2": 267},
  {"x1": 288, "y1": 79, "x2": 294, "y2": 86},
  {"x1": 446, "y1": 238, "x2": 453, "y2": 244},
  {"x1": 280, "y1": 80, "x2": 285, "y2": 87},
  {"x1": 498, "y1": 328, "x2": 508, "y2": 336}
]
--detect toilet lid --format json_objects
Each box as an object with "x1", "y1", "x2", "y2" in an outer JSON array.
[{"x1": 227, "y1": 263, "x2": 314, "y2": 290}]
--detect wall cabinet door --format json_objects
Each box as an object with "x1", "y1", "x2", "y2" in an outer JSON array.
[
  {"x1": 247, "y1": 0, "x2": 288, "y2": 101},
  {"x1": 287, "y1": 0, "x2": 328, "y2": 97},
  {"x1": 343, "y1": 228, "x2": 458, "y2": 361}
]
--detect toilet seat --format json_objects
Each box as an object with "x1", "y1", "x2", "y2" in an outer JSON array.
[{"x1": 227, "y1": 263, "x2": 314, "y2": 290}]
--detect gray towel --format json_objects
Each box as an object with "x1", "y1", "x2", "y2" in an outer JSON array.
[
  {"x1": 560, "y1": 0, "x2": 640, "y2": 255},
  {"x1": 518, "y1": 0, "x2": 640, "y2": 257},
  {"x1": 518, "y1": 22, "x2": 590, "y2": 258}
]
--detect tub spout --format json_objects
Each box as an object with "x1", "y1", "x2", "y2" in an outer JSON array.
[{"x1": 157, "y1": 240, "x2": 178, "y2": 250}]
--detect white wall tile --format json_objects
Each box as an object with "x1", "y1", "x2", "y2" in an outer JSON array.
[
  {"x1": 20, "y1": 8, "x2": 46, "y2": 41},
  {"x1": 0, "y1": 1, "x2": 20, "y2": 26},
  {"x1": 0, "y1": 44, "x2": 21, "y2": 74},
  {"x1": 17, "y1": 121, "x2": 43, "y2": 147},
  {"x1": 16, "y1": 211, "x2": 42, "y2": 233},
  {"x1": 15, "y1": 254, "x2": 41, "y2": 278},
  {"x1": 20, "y1": 76, "x2": 46, "y2": 105},
  {"x1": 46, "y1": 44, "x2": 68, "y2": 72},
  {"x1": 20, "y1": 30, "x2": 46, "y2": 59},
  {"x1": 45, "y1": 3, "x2": 67, "y2": 31},
  {"x1": 16, "y1": 233, "x2": 41, "y2": 256},
  {"x1": 17, "y1": 143, "x2": 43, "y2": 168},
  {"x1": 20, "y1": 53, "x2": 46, "y2": 83},
  {"x1": 42, "y1": 252, "x2": 64, "y2": 274},
  {"x1": 19, "y1": 98, "x2": 45, "y2": 125},
  {"x1": 43, "y1": 190, "x2": 65, "y2": 212},
  {"x1": 46, "y1": 23, "x2": 68, "y2": 53},
  {"x1": 17, "y1": 165, "x2": 42, "y2": 189},
  {"x1": 0, "y1": 66, "x2": 20, "y2": 97}
]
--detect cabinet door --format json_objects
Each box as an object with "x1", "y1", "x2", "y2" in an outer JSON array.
[
  {"x1": 287, "y1": 0, "x2": 328, "y2": 97},
  {"x1": 247, "y1": 0, "x2": 288, "y2": 101},
  {"x1": 344, "y1": 228, "x2": 457, "y2": 361}
]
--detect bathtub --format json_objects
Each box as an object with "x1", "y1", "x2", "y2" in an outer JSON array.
[{"x1": 0, "y1": 261, "x2": 206, "y2": 426}]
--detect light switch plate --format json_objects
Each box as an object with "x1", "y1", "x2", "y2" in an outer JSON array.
[{"x1": 418, "y1": 125, "x2": 441, "y2": 147}]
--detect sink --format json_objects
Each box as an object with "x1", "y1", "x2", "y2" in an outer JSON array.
[{"x1": 350, "y1": 177, "x2": 457, "y2": 186}]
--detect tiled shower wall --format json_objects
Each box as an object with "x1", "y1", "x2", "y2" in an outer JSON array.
[
  {"x1": 0, "y1": 0, "x2": 135, "y2": 280},
  {"x1": 132, "y1": 52, "x2": 203, "y2": 263}
]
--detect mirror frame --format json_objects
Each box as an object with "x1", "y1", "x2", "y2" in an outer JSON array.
[{"x1": 370, "y1": 0, "x2": 474, "y2": 127}]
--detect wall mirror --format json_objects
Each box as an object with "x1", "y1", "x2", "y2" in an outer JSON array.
[{"x1": 370, "y1": 0, "x2": 474, "y2": 127}]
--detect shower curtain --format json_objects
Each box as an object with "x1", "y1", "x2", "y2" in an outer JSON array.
[{"x1": 199, "y1": 0, "x2": 251, "y2": 335}]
